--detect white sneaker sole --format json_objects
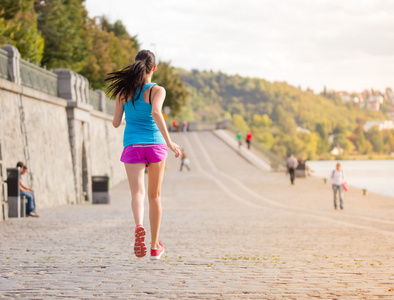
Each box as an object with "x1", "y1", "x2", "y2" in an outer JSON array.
[{"x1": 150, "y1": 248, "x2": 165, "y2": 260}]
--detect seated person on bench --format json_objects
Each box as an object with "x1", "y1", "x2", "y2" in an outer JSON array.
[{"x1": 16, "y1": 162, "x2": 39, "y2": 217}]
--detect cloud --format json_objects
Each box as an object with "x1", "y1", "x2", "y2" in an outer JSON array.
[{"x1": 85, "y1": 0, "x2": 394, "y2": 91}]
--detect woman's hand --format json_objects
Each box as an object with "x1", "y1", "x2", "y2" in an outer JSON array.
[{"x1": 167, "y1": 141, "x2": 181, "y2": 158}]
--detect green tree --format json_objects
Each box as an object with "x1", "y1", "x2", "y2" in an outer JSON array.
[
  {"x1": 253, "y1": 114, "x2": 272, "y2": 128},
  {"x1": 333, "y1": 133, "x2": 352, "y2": 152},
  {"x1": 232, "y1": 114, "x2": 249, "y2": 133},
  {"x1": 273, "y1": 105, "x2": 285, "y2": 123},
  {"x1": 152, "y1": 62, "x2": 189, "y2": 116},
  {"x1": 0, "y1": 0, "x2": 44, "y2": 63},
  {"x1": 315, "y1": 123, "x2": 330, "y2": 154},
  {"x1": 280, "y1": 116, "x2": 297, "y2": 136},
  {"x1": 355, "y1": 130, "x2": 368, "y2": 154},
  {"x1": 366, "y1": 126, "x2": 384, "y2": 153},
  {"x1": 101, "y1": 16, "x2": 139, "y2": 47},
  {"x1": 80, "y1": 18, "x2": 139, "y2": 89},
  {"x1": 383, "y1": 130, "x2": 394, "y2": 153},
  {"x1": 35, "y1": 0, "x2": 89, "y2": 71},
  {"x1": 257, "y1": 131, "x2": 275, "y2": 149},
  {"x1": 300, "y1": 132, "x2": 319, "y2": 160}
]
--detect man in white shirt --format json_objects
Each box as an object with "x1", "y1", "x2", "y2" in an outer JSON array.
[{"x1": 330, "y1": 163, "x2": 345, "y2": 210}]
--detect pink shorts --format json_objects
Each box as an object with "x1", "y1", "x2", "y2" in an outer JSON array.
[{"x1": 120, "y1": 144, "x2": 167, "y2": 167}]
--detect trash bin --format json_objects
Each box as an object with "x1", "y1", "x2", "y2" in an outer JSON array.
[
  {"x1": 6, "y1": 168, "x2": 26, "y2": 218},
  {"x1": 92, "y1": 176, "x2": 110, "y2": 204},
  {"x1": 295, "y1": 162, "x2": 306, "y2": 178}
]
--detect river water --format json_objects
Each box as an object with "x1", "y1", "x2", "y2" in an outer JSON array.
[{"x1": 307, "y1": 160, "x2": 394, "y2": 198}]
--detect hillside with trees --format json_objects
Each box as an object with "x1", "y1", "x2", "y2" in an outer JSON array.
[{"x1": 178, "y1": 69, "x2": 394, "y2": 160}]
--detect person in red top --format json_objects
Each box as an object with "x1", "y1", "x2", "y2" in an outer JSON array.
[
  {"x1": 246, "y1": 132, "x2": 253, "y2": 149},
  {"x1": 171, "y1": 120, "x2": 178, "y2": 132}
]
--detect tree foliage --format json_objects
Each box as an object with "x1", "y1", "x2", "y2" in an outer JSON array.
[
  {"x1": 34, "y1": 0, "x2": 90, "y2": 71},
  {"x1": 232, "y1": 114, "x2": 249, "y2": 133},
  {"x1": 366, "y1": 126, "x2": 384, "y2": 153},
  {"x1": 0, "y1": 0, "x2": 44, "y2": 62},
  {"x1": 79, "y1": 18, "x2": 139, "y2": 89},
  {"x1": 152, "y1": 62, "x2": 189, "y2": 116},
  {"x1": 0, "y1": 1, "x2": 188, "y2": 112}
]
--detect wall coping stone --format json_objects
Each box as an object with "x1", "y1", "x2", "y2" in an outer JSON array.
[
  {"x1": 66, "y1": 101, "x2": 93, "y2": 112},
  {"x1": 90, "y1": 109, "x2": 114, "y2": 122},
  {"x1": 0, "y1": 77, "x2": 67, "y2": 108}
]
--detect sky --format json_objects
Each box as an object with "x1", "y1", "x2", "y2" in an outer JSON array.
[{"x1": 85, "y1": 0, "x2": 394, "y2": 93}]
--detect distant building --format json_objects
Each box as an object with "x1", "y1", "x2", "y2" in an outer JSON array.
[
  {"x1": 296, "y1": 127, "x2": 311, "y2": 134},
  {"x1": 386, "y1": 111, "x2": 394, "y2": 121},
  {"x1": 337, "y1": 91, "x2": 362, "y2": 104},
  {"x1": 366, "y1": 99, "x2": 380, "y2": 111},
  {"x1": 328, "y1": 134, "x2": 335, "y2": 144},
  {"x1": 330, "y1": 147, "x2": 344, "y2": 156},
  {"x1": 337, "y1": 91, "x2": 351, "y2": 103},
  {"x1": 386, "y1": 89, "x2": 394, "y2": 105},
  {"x1": 363, "y1": 120, "x2": 394, "y2": 131}
]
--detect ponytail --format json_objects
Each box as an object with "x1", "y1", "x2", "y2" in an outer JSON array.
[{"x1": 104, "y1": 50, "x2": 155, "y2": 105}]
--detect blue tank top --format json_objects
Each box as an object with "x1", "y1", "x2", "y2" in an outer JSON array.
[{"x1": 123, "y1": 83, "x2": 166, "y2": 147}]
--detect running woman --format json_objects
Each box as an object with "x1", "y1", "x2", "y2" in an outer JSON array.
[{"x1": 105, "y1": 50, "x2": 180, "y2": 260}]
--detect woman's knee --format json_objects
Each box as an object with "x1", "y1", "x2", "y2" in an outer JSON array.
[
  {"x1": 148, "y1": 194, "x2": 161, "y2": 203},
  {"x1": 131, "y1": 191, "x2": 145, "y2": 200}
]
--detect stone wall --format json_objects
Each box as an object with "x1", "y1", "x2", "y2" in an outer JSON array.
[{"x1": 0, "y1": 45, "x2": 126, "y2": 210}]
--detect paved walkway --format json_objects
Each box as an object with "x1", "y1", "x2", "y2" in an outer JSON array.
[{"x1": 1, "y1": 132, "x2": 393, "y2": 299}]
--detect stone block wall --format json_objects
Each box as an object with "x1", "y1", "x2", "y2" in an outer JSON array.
[
  {"x1": 0, "y1": 78, "x2": 76, "y2": 207},
  {"x1": 0, "y1": 45, "x2": 126, "y2": 210}
]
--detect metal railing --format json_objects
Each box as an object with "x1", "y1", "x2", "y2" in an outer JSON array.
[
  {"x1": 0, "y1": 49, "x2": 8, "y2": 80},
  {"x1": 89, "y1": 89, "x2": 101, "y2": 111},
  {"x1": 20, "y1": 59, "x2": 57, "y2": 96},
  {"x1": 105, "y1": 98, "x2": 115, "y2": 115}
]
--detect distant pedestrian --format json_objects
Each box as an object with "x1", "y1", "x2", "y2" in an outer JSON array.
[
  {"x1": 286, "y1": 154, "x2": 298, "y2": 185},
  {"x1": 105, "y1": 50, "x2": 181, "y2": 260},
  {"x1": 182, "y1": 120, "x2": 187, "y2": 133},
  {"x1": 171, "y1": 119, "x2": 179, "y2": 132},
  {"x1": 246, "y1": 132, "x2": 253, "y2": 149},
  {"x1": 180, "y1": 149, "x2": 191, "y2": 171},
  {"x1": 236, "y1": 132, "x2": 243, "y2": 150},
  {"x1": 330, "y1": 163, "x2": 346, "y2": 210},
  {"x1": 17, "y1": 162, "x2": 39, "y2": 217}
]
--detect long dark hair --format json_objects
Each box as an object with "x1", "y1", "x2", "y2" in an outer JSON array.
[{"x1": 104, "y1": 50, "x2": 155, "y2": 104}]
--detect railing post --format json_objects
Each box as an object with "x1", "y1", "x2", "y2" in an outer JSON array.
[
  {"x1": 95, "y1": 90, "x2": 107, "y2": 113},
  {"x1": 54, "y1": 69, "x2": 77, "y2": 101},
  {"x1": 2, "y1": 44, "x2": 21, "y2": 85}
]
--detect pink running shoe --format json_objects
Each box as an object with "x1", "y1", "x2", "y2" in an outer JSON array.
[
  {"x1": 150, "y1": 241, "x2": 165, "y2": 260},
  {"x1": 134, "y1": 225, "x2": 147, "y2": 258}
]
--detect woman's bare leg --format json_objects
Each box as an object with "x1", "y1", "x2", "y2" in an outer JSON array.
[
  {"x1": 124, "y1": 163, "x2": 146, "y2": 225},
  {"x1": 147, "y1": 159, "x2": 166, "y2": 249}
]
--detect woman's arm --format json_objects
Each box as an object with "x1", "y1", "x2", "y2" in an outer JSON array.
[
  {"x1": 151, "y1": 86, "x2": 180, "y2": 157},
  {"x1": 112, "y1": 94, "x2": 124, "y2": 128}
]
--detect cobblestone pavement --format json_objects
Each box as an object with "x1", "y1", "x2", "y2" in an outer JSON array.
[{"x1": 1, "y1": 132, "x2": 393, "y2": 299}]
